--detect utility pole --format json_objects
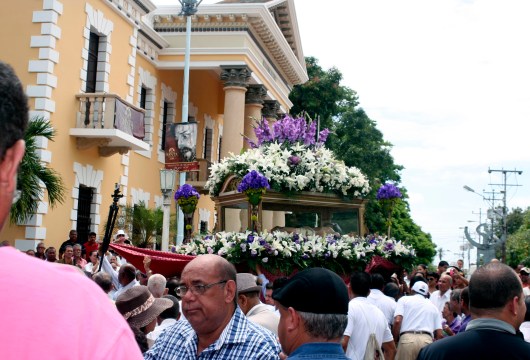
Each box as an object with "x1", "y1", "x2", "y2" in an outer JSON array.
[{"x1": 488, "y1": 168, "x2": 523, "y2": 263}]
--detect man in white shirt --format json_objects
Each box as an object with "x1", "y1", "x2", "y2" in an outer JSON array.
[
  {"x1": 393, "y1": 278, "x2": 443, "y2": 360},
  {"x1": 342, "y1": 272, "x2": 396, "y2": 360},
  {"x1": 146, "y1": 295, "x2": 180, "y2": 348},
  {"x1": 236, "y1": 273, "x2": 279, "y2": 335},
  {"x1": 368, "y1": 273, "x2": 397, "y2": 327},
  {"x1": 430, "y1": 274, "x2": 452, "y2": 313}
]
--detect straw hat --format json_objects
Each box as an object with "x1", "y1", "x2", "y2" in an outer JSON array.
[{"x1": 115, "y1": 286, "x2": 173, "y2": 328}]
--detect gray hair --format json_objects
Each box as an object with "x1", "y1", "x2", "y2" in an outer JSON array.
[
  {"x1": 297, "y1": 311, "x2": 348, "y2": 340},
  {"x1": 147, "y1": 274, "x2": 167, "y2": 298},
  {"x1": 73, "y1": 243, "x2": 82, "y2": 250}
]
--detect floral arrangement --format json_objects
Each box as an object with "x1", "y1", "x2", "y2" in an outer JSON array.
[
  {"x1": 205, "y1": 115, "x2": 370, "y2": 198},
  {"x1": 377, "y1": 182, "x2": 402, "y2": 238},
  {"x1": 172, "y1": 231, "x2": 415, "y2": 275},
  {"x1": 174, "y1": 184, "x2": 200, "y2": 214},
  {"x1": 237, "y1": 170, "x2": 270, "y2": 205}
]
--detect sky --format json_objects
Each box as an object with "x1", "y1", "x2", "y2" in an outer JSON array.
[{"x1": 152, "y1": 0, "x2": 530, "y2": 267}]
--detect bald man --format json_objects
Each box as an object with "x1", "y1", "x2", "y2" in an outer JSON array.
[{"x1": 145, "y1": 254, "x2": 281, "y2": 359}]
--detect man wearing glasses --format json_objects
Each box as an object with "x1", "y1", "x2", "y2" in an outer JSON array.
[{"x1": 145, "y1": 254, "x2": 281, "y2": 359}]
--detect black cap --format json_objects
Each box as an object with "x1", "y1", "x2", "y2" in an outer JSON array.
[{"x1": 272, "y1": 268, "x2": 349, "y2": 315}]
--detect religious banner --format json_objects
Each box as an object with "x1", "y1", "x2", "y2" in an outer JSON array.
[
  {"x1": 165, "y1": 122, "x2": 199, "y2": 171},
  {"x1": 114, "y1": 98, "x2": 145, "y2": 139}
]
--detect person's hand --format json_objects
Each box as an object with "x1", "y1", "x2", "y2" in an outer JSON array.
[{"x1": 143, "y1": 255, "x2": 152, "y2": 272}]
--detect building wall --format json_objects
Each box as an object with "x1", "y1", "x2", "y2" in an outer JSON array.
[{"x1": 0, "y1": 0, "x2": 305, "y2": 250}]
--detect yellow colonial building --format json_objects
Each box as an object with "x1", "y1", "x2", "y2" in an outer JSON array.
[{"x1": 0, "y1": 0, "x2": 307, "y2": 250}]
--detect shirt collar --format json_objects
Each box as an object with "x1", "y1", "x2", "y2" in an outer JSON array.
[{"x1": 466, "y1": 318, "x2": 516, "y2": 334}]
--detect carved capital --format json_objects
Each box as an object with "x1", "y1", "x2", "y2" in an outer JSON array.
[
  {"x1": 220, "y1": 65, "x2": 252, "y2": 87},
  {"x1": 262, "y1": 100, "x2": 280, "y2": 119},
  {"x1": 245, "y1": 84, "x2": 267, "y2": 105}
]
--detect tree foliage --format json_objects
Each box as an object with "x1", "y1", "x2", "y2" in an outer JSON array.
[
  {"x1": 10, "y1": 117, "x2": 66, "y2": 224},
  {"x1": 289, "y1": 57, "x2": 436, "y2": 266},
  {"x1": 505, "y1": 207, "x2": 530, "y2": 267},
  {"x1": 121, "y1": 202, "x2": 163, "y2": 248},
  {"x1": 289, "y1": 57, "x2": 357, "y2": 130}
]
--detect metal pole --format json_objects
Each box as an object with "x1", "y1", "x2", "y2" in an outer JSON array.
[
  {"x1": 161, "y1": 190, "x2": 171, "y2": 251},
  {"x1": 177, "y1": 14, "x2": 193, "y2": 245}
]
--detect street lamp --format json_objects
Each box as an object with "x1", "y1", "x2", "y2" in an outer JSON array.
[
  {"x1": 176, "y1": 0, "x2": 201, "y2": 244},
  {"x1": 160, "y1": 169, "x2": 177, "y2": 251}
]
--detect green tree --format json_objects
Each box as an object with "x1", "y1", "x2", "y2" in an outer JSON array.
[
  {"x1": 505, "y1": 207, "x2": 530, "y2": 267},
  {"x1": 289, "y1": 56, "x2": 357, "y2": 129},
  {"x1": 122, "y1": 202, "x2": 163, "y2": 248},
  {"x1": 10, "y1": 117, "x2": 65, "y2": 224}
]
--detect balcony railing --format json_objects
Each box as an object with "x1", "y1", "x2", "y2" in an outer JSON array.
[
  {"x1": 186, "y1": 159, "x2": 212, "y2": 193},
  {"x1": 70, "y1": 93, "x2": 149, "y2": 156}
]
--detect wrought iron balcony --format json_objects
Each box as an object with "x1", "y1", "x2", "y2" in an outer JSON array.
[
  {"x1": 185, "y1": 159, "x2": 212, "y2": 194},
  {"x1": 70, "y1": 93, "x2": 149, "y2": 157}
]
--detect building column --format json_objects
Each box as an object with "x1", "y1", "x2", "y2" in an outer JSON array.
[
  {"x1": 244, "y1": 84, "x2": 267, "y2": 148},
  {"x1": 220, "y1": 65, "x2": 251, "y2": 158},
  {"x1": 262, "y1": 100, "x2": 281, "y2": 123}
]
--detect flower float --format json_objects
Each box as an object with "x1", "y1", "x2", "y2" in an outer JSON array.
[{"x1": 205, "y1": 115, "x2": 370, "y2": 199}]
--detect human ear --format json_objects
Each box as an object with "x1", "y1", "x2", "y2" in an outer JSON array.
[{"x1": 0, "y1": 140, "x2": 25, "y2": 189}]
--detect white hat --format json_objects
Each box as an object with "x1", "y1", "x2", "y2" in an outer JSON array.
[
  {"x1": 412, "y1": 281, "x2": 429, "y2": 296},
  {"x1": 115, "y1": 230, "x2": 127, "y2": 239}
]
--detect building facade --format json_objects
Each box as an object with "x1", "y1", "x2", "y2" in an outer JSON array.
[{"x1": 0, "y1": 0, "x2": 307, "y2": 250}]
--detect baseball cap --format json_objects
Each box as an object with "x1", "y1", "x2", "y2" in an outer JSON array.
[
  {"x1": 272, "y1": 268, "x2": 348, "y2": 315},
  {"x1": 412, "y1": 281, "x2": 429, "y2": 296}
]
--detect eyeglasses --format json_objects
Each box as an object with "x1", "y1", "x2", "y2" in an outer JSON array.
[
  {"x1": 176, "y1": 280, "x2": 228, "y2": 297},
  {"x1": 428, "y1": 277, "x2": 435, "y2": 281}
]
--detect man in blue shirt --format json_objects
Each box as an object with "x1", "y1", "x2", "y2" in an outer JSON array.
[
  {"x1": 144, "y1": 254, "x2": 281, "y2": 359},
  {"x1": 273, "y1": 268, "x2": 351, "y2": 359},
  {"x1": 418, "y1": 262, "x2": 530, "y2": 360}
]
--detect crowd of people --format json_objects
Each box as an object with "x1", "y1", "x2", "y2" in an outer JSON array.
[{"x1": 3, "y1": 60, "x2": 530, "y2": 359}]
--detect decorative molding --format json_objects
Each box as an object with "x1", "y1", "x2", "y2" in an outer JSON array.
[
  {"x1": 72, "y1": 162, "x2": 104, "y2": 231},
  {"x1": 199, "y1": 208, "x2": 211, "y2": 223},
  {"x1": 220, "y1": 65, "x2": 251, "y2": 88},
  {"x1": 130, "y1": 187, "x2": 151, "y2": 206},
  {"x1": 262, "y1": 99, "x2": 280, "y2": 120},
  {"x1": 23, "y1": 0, "x2": 64, "y2": 241},
  {"x1": 135, "y1": 67, "x2": 157, "y2": 157},
  {"x1": 82, "y1": 3, "x2": 114, "y2": 93},
  {"x1": 158, "y1": 83, "x2": 177, "y2": 163},
  {"x1": 126, "y1": 28, "x2": 138, "y2": 103},
  {"x1": 245, "y1": 84, "x2": 267, "y2": 105}
]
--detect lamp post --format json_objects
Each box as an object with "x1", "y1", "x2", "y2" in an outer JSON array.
[
  {"x1": 160, "y1": 169, "x2": 177, "y2": 251},
  {"x1": 176, "y1": 0, "x2": 202, "y2": 244}
]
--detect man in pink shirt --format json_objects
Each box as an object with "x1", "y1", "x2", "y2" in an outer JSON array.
[{"x1": 0, "y1": 61, "x2": 142, "y2": 360}]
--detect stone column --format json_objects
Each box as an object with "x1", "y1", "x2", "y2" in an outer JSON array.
[
  {"x1": 220, "y1": 65, "x2": 251, "y2": 158},
  {"x1": 244, "y1": 84, "x2": 267, "y2": 148},
  {"x1": 262, "y1": 100, "x2": 281, "y2": 123}
]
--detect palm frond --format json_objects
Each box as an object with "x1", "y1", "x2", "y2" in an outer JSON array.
[{"x1": 10, "y1": 117, "x2": 66, "y2": 224}]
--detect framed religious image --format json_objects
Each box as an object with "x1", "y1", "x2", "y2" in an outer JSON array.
[{"x1": 165, "y1": 122, "x2": 199, "y2": 171}]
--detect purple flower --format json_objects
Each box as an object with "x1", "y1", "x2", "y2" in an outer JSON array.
[
  {"x1": 288, "y1": 155, "x2": 301, "y2": 166},
  {"x1": 302, "y1": 254, "x2": 309, "y2": 259},
  {"x1": 292, "y1": 233, "x2": 299, "y2": 243},
  {"x1": 376, "y1": 183, "x2": 402, "y2": 200},
  {"x1": 384, "y1": 242, "x2": 395, "y2": 252},
  {"x1": 174, "y1": 184, "x2": 200, "y2": 201},
  {"x1": 318, "y1": 129, "x2": 330, "y2": 144},
  {"x1": 259, "y1": 238, "x2": 266, "y2": 246},
  {"x1": 237, "y1": 170, "x2": 270, "y2": 193},
  {"x1": 247, "y1": 234, "x2": 254, "y2": 243}
]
